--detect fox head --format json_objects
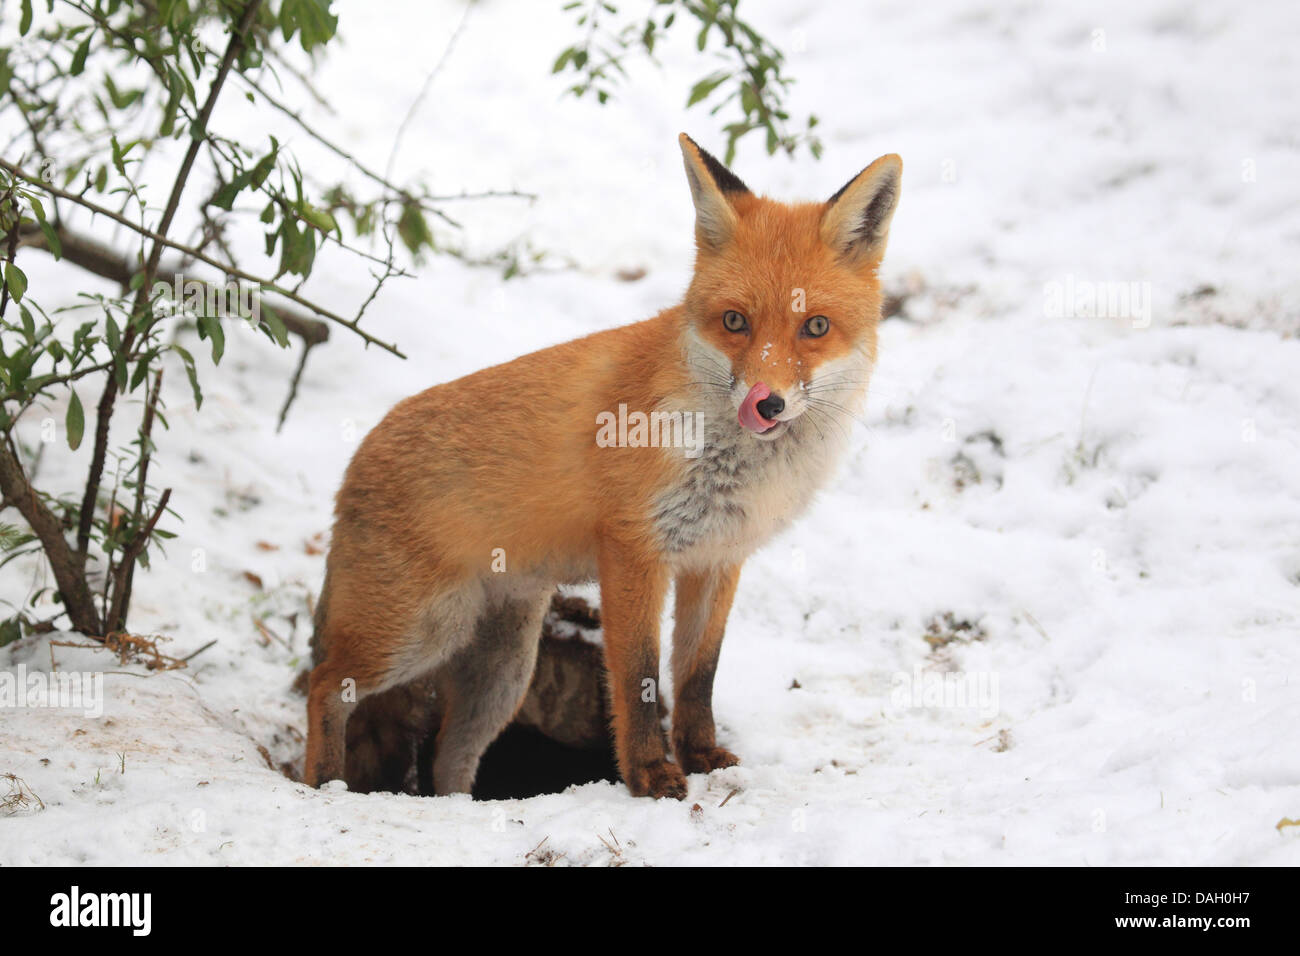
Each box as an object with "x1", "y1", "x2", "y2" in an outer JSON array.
[{"x1": 677, "y1": 133, "x2": 900, "y2": 441}]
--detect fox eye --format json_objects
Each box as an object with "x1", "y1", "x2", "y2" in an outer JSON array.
[
  {"x1": 722, "y1": 310, "x2": 749, "y2": 333},
  {"x1": 802, "y1": 315, "x2": 830, "y2": 338}
]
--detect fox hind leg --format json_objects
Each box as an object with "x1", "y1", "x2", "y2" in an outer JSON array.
[
  {"x1": 306, "y1": 577, "x2": 484, "y2": 789},
  {"x1": 306, "y1": 656, "x2": 359, "y2": 788},
  {"x1": 430, "y1": 586, "x2": 550, "y2": 795}
]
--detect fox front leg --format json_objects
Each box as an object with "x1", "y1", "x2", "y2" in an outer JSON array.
[
  {"x1": 598, "y1": 540, "x2": 687, "y2": 799},
  {"x1": 671, "y1": 564, "x2": 742, "y2": 774}
]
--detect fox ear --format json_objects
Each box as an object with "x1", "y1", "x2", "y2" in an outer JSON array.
[
  {"x1": 678, "y1": 133, "x2": 749, "y2": 249},
  {"x1": 821, "y1": 154, "x2": 902, "y2": 265}
]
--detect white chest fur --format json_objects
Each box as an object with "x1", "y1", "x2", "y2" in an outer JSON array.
[{"x1": 650, "y1": 408, "x2": 847, "y2": 569}]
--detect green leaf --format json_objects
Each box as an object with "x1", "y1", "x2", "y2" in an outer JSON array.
[
  {"x1": 298, "y1": 203, "x2": 337, "y2": 234},
  {"x1": 38, "y1": 221, "x2": 61, "y2": 259},
  {"x1": 3, "y1": 262, "x2": 27, "y2": 302},
  {"x1": 210, "y1": 178, "x2": 244, "y2": 211},
  {"x1": 19, "y1": 0, "x2": 33, "y2": 36},
  {"x1": 70, "y1": 35, "x2": 91, "y2": 76},
  {"x1": 104, "y1": 74, "x2": 142, "y2": 110},
  {"x1": 396, "y1": 204, "x2": 433, "y2": 256},
  {"x1": 109, "y1": 138, "x2": 126, "y2": 177},
  {"x1": 249, "y1": 145, "x2": 278, "y2": 188},
  {"x1": 260, "y1": 303, "x2": 289, "y2": 348},
  {"x1": 159, "y1": 70, "x2": 182, "y2": 138},
  {"x1": 276, "y1": 220, "x2": 316, "y2": 277},
  {"x1": 0, "y1": 617, "x2": 21, "y2": 649},
  {"x1": 197, "y1": 312, "x2": 225, "y2": 364},
  {"x1": 687, "y1": 71, "x2": 730, "y2": 108},
  {"x1": 130, "y1": 351, "x2": 155, "y2": 392},
  {"x1": 281, "y1": 0, "x2": 340, "y2": 52},
  {"x1": 66, "y1": 387, "x2": 84, "y2": 450},
  {"x1": 172, "y1": 345, "x2": 202, "y2": 409}
]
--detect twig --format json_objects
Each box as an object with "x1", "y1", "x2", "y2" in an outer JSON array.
[
  {"x1": 180, "y1": 638, "x2": 218, "y2": 663},
  {"x1": 263, "y1": 46, "x2": 336, "y2": 112},
  {"x1": 1021, "y1": 609, "x2": 1052, "y2": 642},
  {"x1": 241, "y1": 72, "x2": 532, "y2": 217},
  {"x1": 110, "y1": 369, "x2": 163, "y2": 633},
  {"x1": 383, "y1": 0, "x2": 476, "y2": 186},
  {"x1": 253, "y1": 617, "x2": 291, "y2": 650},
  {"x1": 277, "y1": 340, "x2": 312, "y2": 432},
  {"x1": 105, "y1": 487, "x2": 171, "y2": 633}
]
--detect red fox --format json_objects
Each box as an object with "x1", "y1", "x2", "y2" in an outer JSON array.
[{"x1": 306, "y1": 134, "x2": 901, "y2": 799}]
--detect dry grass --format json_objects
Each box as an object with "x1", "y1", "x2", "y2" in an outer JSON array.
[
  {"x1": 50, "y1": 630, "x2": 194, "y2": 671},
  {"x1": 2, "y1": 773, "x2": 44, "y2": 815}
]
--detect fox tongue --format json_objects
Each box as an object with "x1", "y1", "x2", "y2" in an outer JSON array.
[{"x1": 738, "y1": 382, "x2": 777, "y2": 432}]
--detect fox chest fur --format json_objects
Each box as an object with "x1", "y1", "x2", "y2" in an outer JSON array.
[{"x1": 648, "y1": 403, "x2": 848, "y2": 568}]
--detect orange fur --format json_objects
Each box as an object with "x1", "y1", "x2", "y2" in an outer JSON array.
[{"x1": 306, "y1": 134, "x2": 902, "y2": 798}]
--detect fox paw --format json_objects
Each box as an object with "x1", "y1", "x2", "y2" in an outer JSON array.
[
  {"x1": 679, "y1": 746, "x2": 740, "y2": 775},
  {"x1": 626, "y1": 759, "x2": 688, "y2": 800}
]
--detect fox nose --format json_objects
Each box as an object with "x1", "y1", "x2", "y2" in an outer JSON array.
[{"x1": 756, "y1": 393, "x2": 785, "y2": 421}]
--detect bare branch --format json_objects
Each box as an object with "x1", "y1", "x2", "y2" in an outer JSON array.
[
  {"x1": 106, "y1": 369, "x2": 162, "y2": 633},
  {"x1": 105, "y1": 486, "x2": 171, "y2": 634},
  {"x1": 0, "y1": 434, "x2": 101, "y2": 635},
  {"x1": 384, "y1": 0, "x2": 475, "y2": 186}
]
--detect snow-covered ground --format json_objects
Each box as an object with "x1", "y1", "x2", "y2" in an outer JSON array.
[{"x1": 3, "y1": 0, "x2": 1299, "y2": 865}]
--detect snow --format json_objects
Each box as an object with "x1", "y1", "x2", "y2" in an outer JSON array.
[{"x1": 2, "y1": 0, "x2": 1299, "y2": 865}]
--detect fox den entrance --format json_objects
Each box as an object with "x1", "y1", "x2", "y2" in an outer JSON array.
[
  {"x1": 466, "y1": 726, "x2": 619, "y2": 800},
  {"x1": 326, "y1": 594, "x2": 622, "y2": 800},
  {"x1": 451, "y1": 594, "x2": 620, "y2": 799}
]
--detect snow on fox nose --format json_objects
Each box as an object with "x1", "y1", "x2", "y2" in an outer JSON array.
[{"x1": 739, "y1": 382, "x2": 781, "y2": 432}]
